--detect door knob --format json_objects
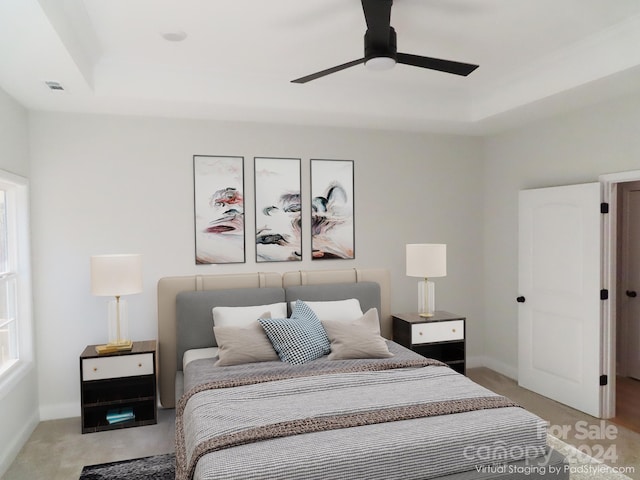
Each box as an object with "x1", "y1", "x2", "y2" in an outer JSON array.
[
  {"x1": 626, "y1": 290, "x2": 637, "y2": 298},
  {"x1": 516, "y1": 296, "x2": 526, "y2": 303}
]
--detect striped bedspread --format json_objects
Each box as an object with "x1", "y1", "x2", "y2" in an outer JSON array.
[{"x1": 177, "y1": 344, "x2": 548, "y2": 480}]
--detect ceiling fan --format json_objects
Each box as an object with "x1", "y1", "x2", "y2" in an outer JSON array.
[{"x1": 291, "y1": 0, "x2": 479, "y2": 84}]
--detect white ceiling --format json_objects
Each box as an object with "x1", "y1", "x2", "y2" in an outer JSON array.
[{"x1": 2, "y1": 0, "x2": 640, "y2": 135}]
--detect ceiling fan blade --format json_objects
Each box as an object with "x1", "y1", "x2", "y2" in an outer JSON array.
[
  {"x1": 291, "y1": 58, "x2": 365, "y2": 84},
  {"x1": 361, "y1": 0, "x2": 393, "y2": 45},
  {"x1": 397, "y1": 53, "x2": 478, "y2": 76}
]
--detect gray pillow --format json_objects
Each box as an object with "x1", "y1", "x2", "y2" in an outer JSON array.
[
  {"x1": 323, "y1": 308, "x2": 394, "y2": 360},
  {"x1": 213, "y1": 313, "x2": 279, "y2": 366}
]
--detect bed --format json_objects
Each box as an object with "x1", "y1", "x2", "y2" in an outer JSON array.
[{"x1": 158, "y1": 268, "x2": 569, "y2": 480}]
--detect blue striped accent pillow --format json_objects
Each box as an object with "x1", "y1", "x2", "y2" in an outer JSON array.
[{"x1": 258, "y1": 300, "x2": 331, "y2": 365}]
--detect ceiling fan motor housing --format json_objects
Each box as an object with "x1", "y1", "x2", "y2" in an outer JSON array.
[{"x1": 365, "y1": 26, "x2": 397, "y2": 62}]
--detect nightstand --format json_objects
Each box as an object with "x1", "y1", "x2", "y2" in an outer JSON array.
[
  {"x1": 80, "y1": 340, "x2": 157, "y2": 433},
  {"x1": 392, "y1": 312, "x2": 466, "y2": 374}
]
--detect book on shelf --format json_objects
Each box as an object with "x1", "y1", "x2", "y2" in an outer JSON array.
[{"x1": 106, "y1": 407, "x2": 135, "y2": 424}]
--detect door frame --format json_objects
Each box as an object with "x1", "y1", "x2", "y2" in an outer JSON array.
[{"x1": 600, "y1": 169, "x2": 640, "y2": 419}]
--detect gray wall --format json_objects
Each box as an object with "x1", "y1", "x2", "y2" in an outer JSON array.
[
  {"x1": 482, "y1": 90, "x2": 640, "y2": 377},
  {"x1": 28, "y1": 112, "x2": 485, "y2": 418},
  {"x1": 0, "y1": 88, "x2": 37, "y2": 476}
]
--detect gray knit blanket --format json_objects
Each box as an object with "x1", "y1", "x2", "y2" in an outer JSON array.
[{"x1": 177, "y1": 352, "x2": 547, "y2": 480}]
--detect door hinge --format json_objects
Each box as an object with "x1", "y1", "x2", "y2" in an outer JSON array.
[
  {"x1": 601, "y1": 202, "x2": 609, "y2": 214},
  {"x1": 600, "y1": 289, "x2": 609, "y2": 300},
  {"x1": 600, "y1": 375, "x2": 608, "y2": 386}
]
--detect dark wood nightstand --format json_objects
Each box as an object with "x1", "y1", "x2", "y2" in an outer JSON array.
[
  {"x1": 392, "y1": 312, "x2": 466, "y2": 374},
  {"x1": 80, "y1": 340, "x2": 157, "y2": 433}
]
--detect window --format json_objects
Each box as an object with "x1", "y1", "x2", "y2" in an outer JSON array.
[
  {"x1": 0, "y1": 189, "x2": 17, "y2": 370},
  {"x1": 0, "y1": 170, "x2": 32, "y2": 382}
]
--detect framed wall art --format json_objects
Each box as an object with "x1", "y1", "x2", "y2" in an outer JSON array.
[
  {"x1": 254, "y1": 157, "x2": 302, "y2": 262},
  {"x1": 193, "y1": 155, "x2": 245, "y2": 264},
  {"x1": 310, "y1": 159, "x2": 355, "y2": 260}
]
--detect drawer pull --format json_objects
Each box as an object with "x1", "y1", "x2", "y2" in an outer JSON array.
[
  {"x1": 452, "y1": 329, "x2": 456, "y2": 333},
  {"x1": 138, "y1": 363, "x2": 142, "y2": 368},
  {"x1": 93, "y1": 367, "x2": 97, "y2": 372},
  {"x1": 419, "y1": 332, "x2": 423, "y2": 336}
]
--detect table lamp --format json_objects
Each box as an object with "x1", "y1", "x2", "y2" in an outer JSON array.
[
  {"x1": 90, "y1": 254, "x2": 143, "y2": 354},
  {"x1": 406, "y1": 244, "x2": 446, "y2": 317}
]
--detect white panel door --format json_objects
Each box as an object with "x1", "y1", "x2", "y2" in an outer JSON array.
[{"x1": 518, "y1": 183, "x2": 601, "y2": 417}]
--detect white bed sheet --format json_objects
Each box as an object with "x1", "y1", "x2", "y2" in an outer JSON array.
[{"x1": 183, "y1": 347, "x2": 218, "y2": 371}]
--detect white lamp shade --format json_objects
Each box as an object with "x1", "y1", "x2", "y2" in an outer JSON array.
[
  {"x1": 406, "y1": 244, "x2": 447, "y2": 278},
  {"x1": 90, "y1": 254, "x2": 143, "y2": 297}
]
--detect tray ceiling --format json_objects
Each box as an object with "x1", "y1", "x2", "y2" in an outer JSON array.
[{"x1": 1, "y1": 0, "x2": 640, "y2": 134}]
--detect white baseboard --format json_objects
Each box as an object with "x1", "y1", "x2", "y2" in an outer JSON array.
[
  {"x1": 0, "y1": 410, "x2": 39, "y2": 478},
  {"x1": 39, "y1": 401, "x2": 79, "y2": 421},
  {"x1": 467, "y1": 355, "x2": 518, "y2": 380}
]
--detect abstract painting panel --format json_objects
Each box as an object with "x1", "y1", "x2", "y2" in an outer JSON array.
[
  {"x1": 310, "y1": 159, "x2": 355, "y2": 260},
  {"x1": 193, "y1": 155, "x2": 245, "y2": 264},
  {"x1": 254, "y1": 157, "x2": 302, "y2": 262}
]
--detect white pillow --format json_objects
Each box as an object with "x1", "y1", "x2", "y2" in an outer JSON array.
[
  {"x1": 293, "y1": 298, "x2": 363, "y2": 322},
  {"x1": 212, "y1": 302, "x2": 287, "y2": 327}
]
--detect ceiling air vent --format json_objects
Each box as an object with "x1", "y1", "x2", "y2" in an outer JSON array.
[{"x1": 45, "y1": 81, "x2": 65, "y2": 91}]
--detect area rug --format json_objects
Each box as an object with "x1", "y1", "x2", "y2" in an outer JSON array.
[
  {"x1": 79, "y1": 452, "x2": 174, "y2": 480},
  {"x1": 79, "y1": 437, "x2": 634, "y2": 480}
]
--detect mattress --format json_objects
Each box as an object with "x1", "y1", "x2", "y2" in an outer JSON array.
[{"x1": 177, "y1": 342, "x2": 553, "y2": 480}]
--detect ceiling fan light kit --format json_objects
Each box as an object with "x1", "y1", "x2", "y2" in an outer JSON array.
[
  {"x1": 365, "y1": 57, "x2": 396, "y2": 71},
  {"x1": 364, "y1": 26, "x2": 397, "y2": 71},
  {"x1": 292, "y1": 0, "x2": 479, "y2": 84}
]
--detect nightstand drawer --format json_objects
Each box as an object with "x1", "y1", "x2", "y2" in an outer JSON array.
[
  {"x1": 82, "y1": 353, "x2": 154, "y2": 381},
  {"x1": 411, "y1": 320, "x2": 464, "y2": 344}
]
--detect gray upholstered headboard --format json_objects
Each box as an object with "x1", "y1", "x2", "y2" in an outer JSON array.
[{"x1": 157, "y1": 268, "x2": 390, "y2": 408}]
